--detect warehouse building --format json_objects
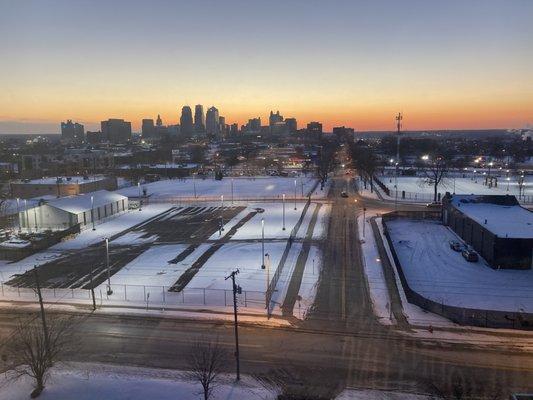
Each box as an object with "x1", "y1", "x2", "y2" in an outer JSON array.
[
  {"x1": 19, "y1": 190, "x2": 128, "y2": 231},
  {"x1": 10, "y1": 175, "x2": 117, "y2": 199},
  {"x1": 442, "y1": 194, "x2": 533, "y2": 269}
]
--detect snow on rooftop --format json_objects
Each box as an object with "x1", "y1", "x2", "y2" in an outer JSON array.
[
  {"x1": 15, "y1": 175, "x2": 109, "y2": 185},
  {"x1": 450, "y1": 195, "x2": 533, "y2": 239},
  {"x1": 47, "y1": 190, "x2": 127, "y2": 214}
]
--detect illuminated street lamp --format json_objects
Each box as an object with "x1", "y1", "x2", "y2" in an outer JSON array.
[
  {"x1": 91, "y1": 195, "x2": 96, "y2": 230},
  {"x1": 105, "y1": 237, "x2": 113, "y2": 295},
  {"x1": 294, "y1": 179, "x2": 297, "y2": 210},
  {"x1": 421, "y1": 155, "x2": 429, "y2": 161},
  {"x1": 260, "y1": 218, "x2": 265, "y2": 269},
  {"x1": 220, "y1": 195, "x2": 225, "y2": 231},
  {"x1": 138, "y1": 182, "x2": 142, "y2": 211},
  {"x1": 282, "y1": 193, "x2": 286, "y2": 230}
]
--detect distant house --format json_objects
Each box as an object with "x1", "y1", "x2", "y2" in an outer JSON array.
[
  {"x1": 442, "y1": 194, "x2": 533, "y2": 269},
  {"x1": 19, "y1": 190, "x2": 128, "y2": 231}
]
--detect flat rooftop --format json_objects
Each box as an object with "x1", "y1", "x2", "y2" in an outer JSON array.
[
  {"x1": 47, "y1": 190, "x2": 127, "y2": 214},
  {"x1": 13, "y1": 175, "x2": 109, "y2": 185},
  {"x1": 450, "y1": 195, "x2": 533, "y2": 239}
]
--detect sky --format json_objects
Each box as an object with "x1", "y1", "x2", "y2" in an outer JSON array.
[{"x1": 0, "y1": 0, "x2": 532, "y2": 134}]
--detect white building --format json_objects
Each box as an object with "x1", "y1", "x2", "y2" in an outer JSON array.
[{"x1": 19, "y1": 190, "x2": 128, "y2": 231}]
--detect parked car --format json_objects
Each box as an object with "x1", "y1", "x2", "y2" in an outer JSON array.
[
  {"x1": 426, "y1": 202, "x2": 441, "y2": 209},
  {"x1": 340, "y1": 191, "x2": 349, "y2": 198},
  {"x1": 449, "y1": 240, "x2": 463, "y2": 252},
  {"x1": 462, "y1": 248, "x2": 479, "y2": 262}
]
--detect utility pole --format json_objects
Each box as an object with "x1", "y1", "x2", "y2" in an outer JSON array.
[
  {"x1": 294, "y1": 179, "x2": 297, "y2": 210},
  {"x1": 88, "y1": 261, "x2": 97, "y2": 311},
  {"x1": 225, "y1": 269, "x2": 241, "y2": 381},
  {"x1": 33, "y1": 266, "x2": 50, "y2": 352},
  {"x1": 91, "y1": 195, "x2": 96, "y2": 230},
  {"x1": 282, "y1": 194, "x2": 286, "y2": 230},
  {"x1": 363, "y1": 207, "x2": 367, "y2": 238},
  {"x1": 260, "y1": 218, "x2": 265, "y2": 268}
]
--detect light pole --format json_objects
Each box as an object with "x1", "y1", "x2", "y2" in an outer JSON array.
[
  {"x1": 264, "y1": 253, "x2": 270, "y2": 302},
  {"x1": 105, "y1": 237, "x2": 112, "y2": 295},
  {"x1": 363, "y1": 207, "x2": 367, "y2": 238},
  {"x1": 16, "y1": 198, "x2": 21, "y2": 233},
  {"x1": 231, "y1": 178, "x2": 234, "y2": 204},
  {"x1": 260, "y1": 218, "x2": 265, "y2": 269},
  {"x1": 193, "y1": 173, "x2": 197, "y2": 198},
  {"x1": 138, "y1": 182, "x2": 142, "y2": 211},
  {"x1": 294, "y1": 179, "x2": 297, "y2": 210},
  {"x1": 282, "y1": 193, "x2": 286, "y2": 230},
  {"x1": 24, "y1": 199, "x2": 29, "y2": 232},
  {"x1": 91, "y1": 196, "x2": 95, "y2": 230},
  {"x1": 224, "y1": 269, "x2": 241, "y2": 381},
  {"x1": 220, "y1": 195, "x2": 224, "y2": 231}
]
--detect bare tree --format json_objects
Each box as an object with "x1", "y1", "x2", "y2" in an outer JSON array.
[
  {"x1": 421, "y1": 155, "x2": 449, "y2": 202},
  {"x1": 350, "y1": 143, "x2": 378, "y2": 192},
  {"x1": 186, "y1": 338, "x2": 228, "y2": 400},
  {"x1": 2, "y1": 314, "x2": 75, "y2": 398},
  {"x1": 317, "y1": 141, "x2": 338, "y2": 190}
]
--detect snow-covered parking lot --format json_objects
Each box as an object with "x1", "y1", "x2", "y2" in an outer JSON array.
[{"x1": 385, "y1": 219, "x2": 533, "y2": 313}]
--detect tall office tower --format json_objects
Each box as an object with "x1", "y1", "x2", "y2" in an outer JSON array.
[
  {"x1": 230, "y1": 123, "x2": 239, "y2": 136},
  {"x1": 101, "y1": 118, "x2": 132, "y2": 143},
  {"x1": 269, "y1": 110, "x2": 284, "y2": 132},
  {"x1": 194, "y1": 104, "x2": 205, "y2": 134},
  {"x1": 142, "y1": 119, "x2": 155, "y2": 138},
  {"x1": 246, "y1": 117, "x2": 261, "y2": 133},
  {"x1": 206, "y1": 106, "x2": 219, "y2": 137},
  {"x1": 156, "y1": 114, "x2": 163, "y2": 126},
  {"x1": 61, "y1": 120, "x2": 84, "y2": 143},
  {"x1": 218, "y1": 116, "x2": 226, "y2": 138},
  {"x1": 285, "y1": 118, "x2": 297, "y2": 133},
  {"x1": 306, "y1": 121, "x2": 323, "y2": 135},
  {"x1": 180, "y1": 106, "x2": 194, "y2": 137}
]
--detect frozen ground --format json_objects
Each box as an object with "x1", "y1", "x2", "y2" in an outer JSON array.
[
  {"x1": 294, "y1": 245, "x2": 322, "y2": 319},
  {"x1": 117, "y1": 176, "x2": 324, "y2": 199},
  {"x1": 0, "y1": 363, "x2": 276, "y2": 400},
  {"x1": 386, "y1": 219, "x2": 533, "y2": 313},
  {"x1": 377, "y1": 175, "x2": 532, "y2": 201}
]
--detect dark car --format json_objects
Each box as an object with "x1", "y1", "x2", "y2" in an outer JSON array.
[
  {"x1": 449, "y1": 240, "x2": 463, "y2": 252},
  {"x1": 426, "y1": 202, "x2": 441, "y2": 209},
  {"x1": 340, "y1": 191, "x2": 349, "y2": 198},
  {"x1": 462, "y1": 248, "x2": 479, "y2": 262}
]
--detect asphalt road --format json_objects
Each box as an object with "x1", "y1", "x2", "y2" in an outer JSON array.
[{"x1": 1, "y1": 172, "x2": 532, "y2": 398}]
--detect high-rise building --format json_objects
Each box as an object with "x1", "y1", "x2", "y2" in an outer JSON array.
[
  {"x1": 142, "y1": 119, "x2": 155, "y2": 138},
  {"x1": 306, "y1": 121, "x2": 323, "y2": 135},
  {"x1": 285, "y1": 118, "x2": 297, "y2": 133},
  {"x1": 206, "y1": 106, "x2": 219, "y2": 137},
  {"x1": 246, "y1": 117, "x2": 261, "y2": 133},
  {"x1": 218, "y1": 116, "x2": 226, "y2": 138},
  {"x1": 194, "y1": 105, "x2": 205, "y2": 134},
  {"x1": 156, "y1": 114, "x2": 163, "y2": 127},
  {"x1": 269, "y1": 110, "x2": 284, "y2": 133},
  {"x1": 101, "y1": 119, "x2": 132, "y2": 143},
  {"x1": 180, "y1": 106, "x2": 194, "y2": 137},
  {"x1": 230, "y1": 123, "x2": 239, "y2": 136},
  {"x1": 61, "y1": 120, "x2": 84, "y2": 143}
]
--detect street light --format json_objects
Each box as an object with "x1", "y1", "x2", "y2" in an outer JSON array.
[
  {"x1": 260, "y1": 218, "x2": 265, "y2": 269},
  {"x1": 220, "y1": 195, "x2": 225, "y2": 231},
  {"x1": 138, "y1": 182, "x2": 142, "y2": 211},
  {"x1": 282, "y1": 193, "x2": 286, "y2": 230},
  {"x1": 231, "y1": 178, "x2": 234, "y2": 204},
  {"x1": 294, "y1": 179, "x2": 297, "y2": 210},
  {"x1": 90, "y1": 195, "x2": 95, "y2": 230},
  {"x1": 105, "y1": 237, "x2": 113, "y2": 295}
]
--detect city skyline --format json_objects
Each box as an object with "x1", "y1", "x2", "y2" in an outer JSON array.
[{"x1": 1, "y1": 0, "x2": 532, "y2": 134}]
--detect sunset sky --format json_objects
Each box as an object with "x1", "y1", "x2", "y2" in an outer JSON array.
[{"x1": 1, "y1": 0, "x2": 532, "y2": 134}]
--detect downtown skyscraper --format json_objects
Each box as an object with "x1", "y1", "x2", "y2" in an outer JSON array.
[
  {"x1": 180, "y1": 106, "x2": 194, "y2": 137},
  {"x1": 206, "y1": 106, "x2": 219, "y2": 138},
  {"x1": 194, "y1": 105, "x2": 205, "y2": 134}
]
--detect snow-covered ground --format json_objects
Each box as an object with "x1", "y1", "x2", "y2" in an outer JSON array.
[
  {"x1": 377, "y1": 175, "x2": 532, "y2": 201},
  {"x1": 357, "y1": 215, "x2": 394, "y2": 325},
  {"x1": 0, "y1": 363, "x2": 276, "y2": 400},
  {"x1": 294, "y1": 245, "x2": 321, "y2": 319},
  {"x1": 54, "y1": 204, "x2": 173, "y2": 250},
  {"x1": 117, "y1": 176, "x2": 324, "y2": 199},
  {"x1": 385, "y1": 219, "x2": 533, "y2": 313},
  {"x1": 337, "y1": 388, "x2": 431, "y2": 400}
]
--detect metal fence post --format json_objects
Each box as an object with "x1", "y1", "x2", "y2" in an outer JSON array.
[
  {"x1": 143, "y1": 285, "x2": 146, "y2": 302},
  {"x1": 203, "y1": 288, "x2": 206, "y2": 305},
  {"x1": 162, "y1": 286, "x2": 165, "y2": 304},
  {"x1": 182, "y1": 290, "x2": 185, "y2": 303},
  {"x1": 124, "y1": 284, "x2": 127, "y2": 301},
  {"x1": 1, "y1": 283, "x2": 3, "y2": 296},
  {"x1": 244, "y1": 291, "x2": 247, "y2": 307}
]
